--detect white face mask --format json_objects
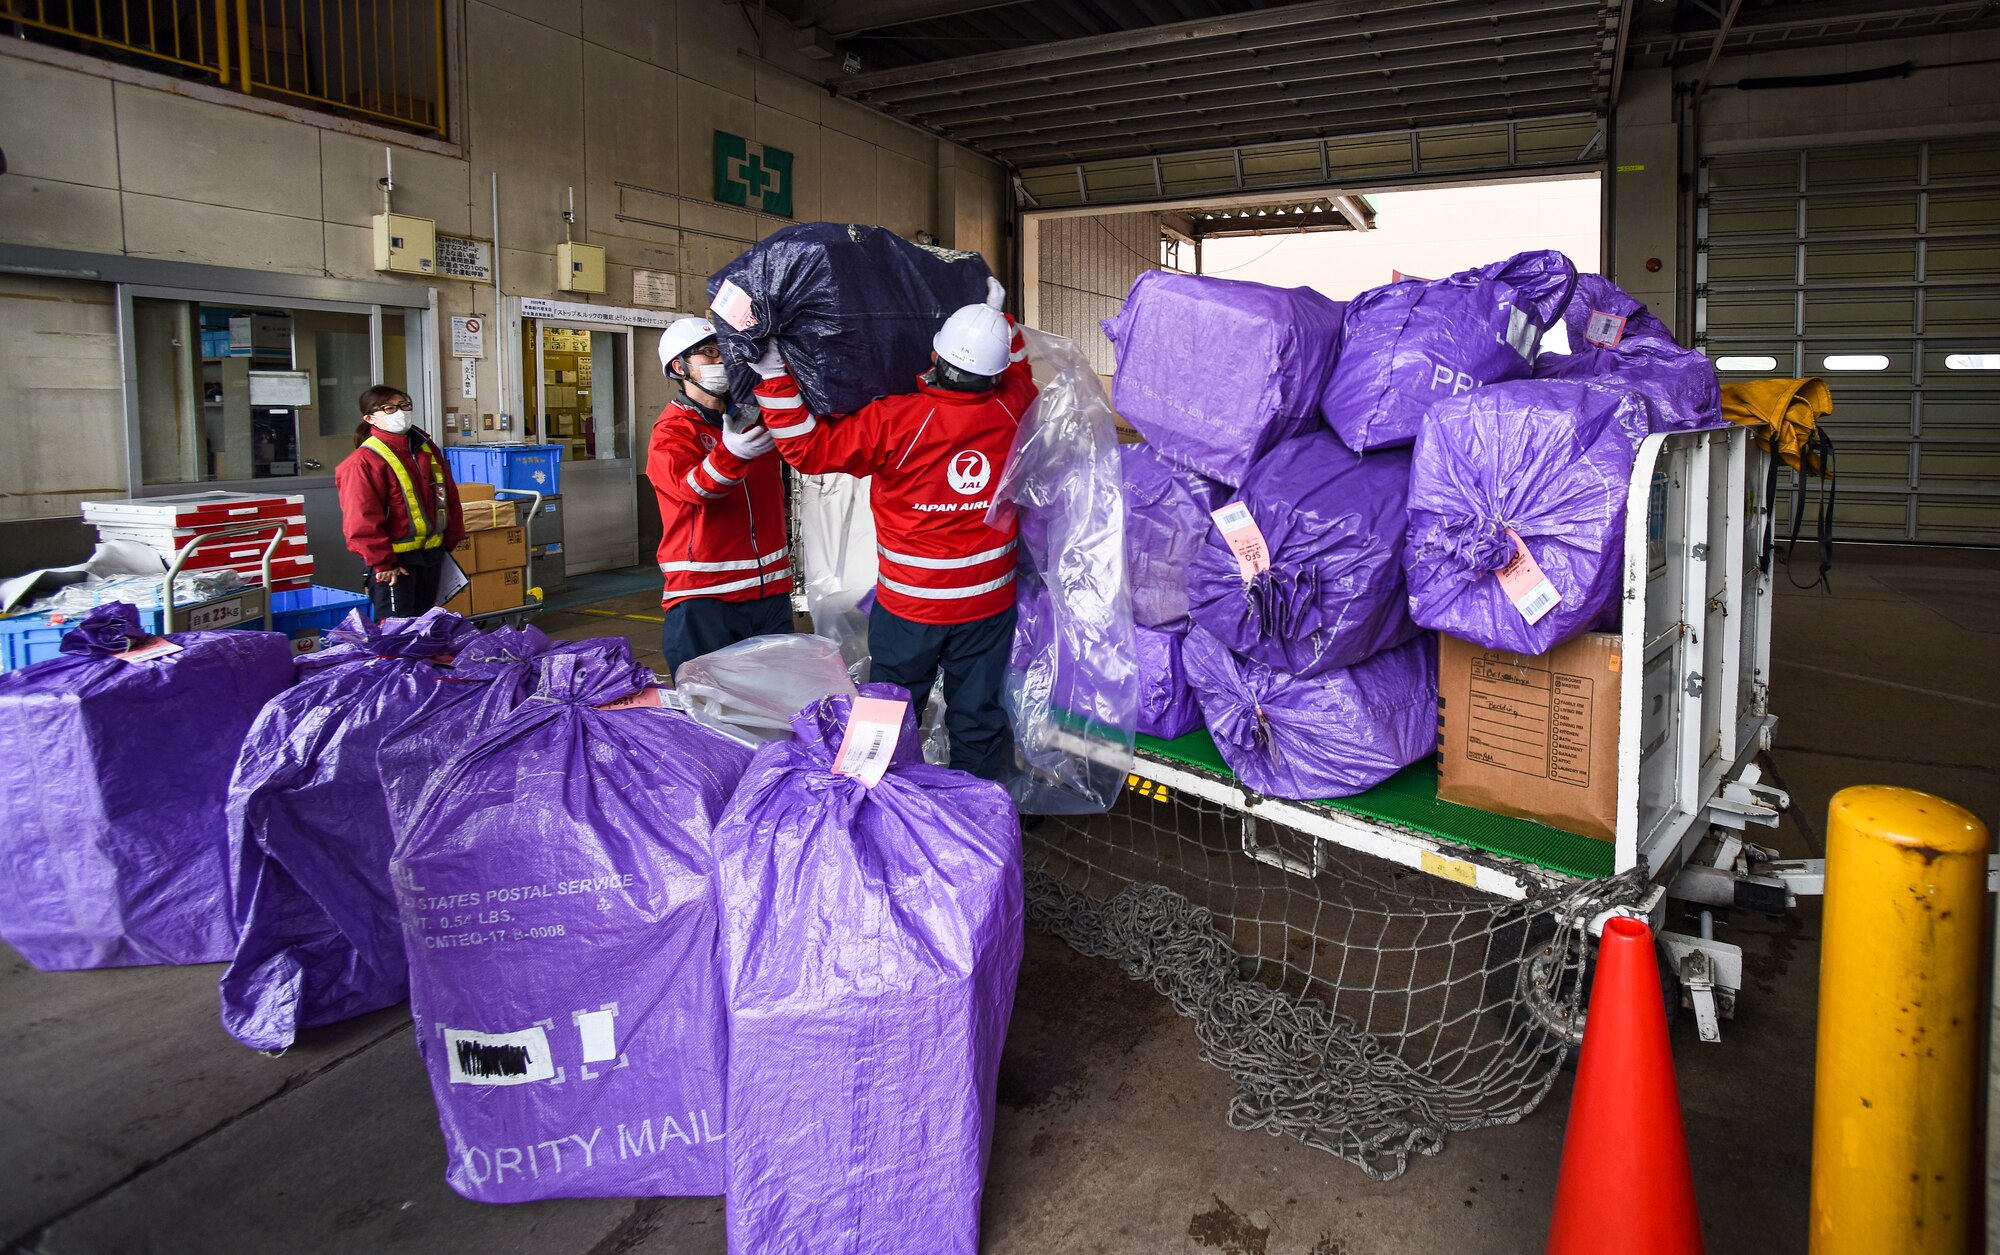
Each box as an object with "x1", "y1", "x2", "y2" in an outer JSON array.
[
  {"x1": 692, "y1": 362, "x2": 729, "y2": 393},
  {"x1": 372, "y1": 411, "x2": 412, "y2": 434}
]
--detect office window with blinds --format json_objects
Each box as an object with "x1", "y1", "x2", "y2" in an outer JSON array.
[{"x1": 1697, "y1": 138, "x2": 2000, "y2": 544}]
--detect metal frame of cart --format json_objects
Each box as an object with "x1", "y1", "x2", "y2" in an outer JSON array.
[{"x1": 1124, "y1": 425, "x2": 1788, "y2": 1042}]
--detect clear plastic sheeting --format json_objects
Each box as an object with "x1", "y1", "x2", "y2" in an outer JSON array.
[
  {"x1": 672, "y1": 632, "x2": 859, "y2": 745},
  {"x1": 0, "y1": 603, "x2": 294, "y2": 970},
  {"x1": 793, "y1": 471, "x2": 878, "y2": 681},
  {"x1": 395, "y1": 646, "x2": 750, "y2": 1202},
  {"x1": 712, "y1": 689, "x2": 1023, "y2": 1254},
  {"x1": 993, "y1": 327, "x2": 1136, "y2": 815}
]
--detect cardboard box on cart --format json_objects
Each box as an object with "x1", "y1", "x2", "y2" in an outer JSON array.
[{"x1": 1436, "y1": 631, "x2": 1621, "y2": 843}]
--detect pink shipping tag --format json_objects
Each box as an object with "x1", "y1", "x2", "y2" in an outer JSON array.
[
  {"x1": 711, "y1": 280, "x2": 757, "y2": 332},
  {"x1": 114, "y1": 637, "x2": 183, "y2": 664},
  {"x1": 595, "y1": 687, "x2": 665, "y2": 711},
  {"x1": 1496, "y1": 529, "x2": 1562, "y2": 625},
  {"x1": 1583, "y1": 310, "x2": 1628, "y2": 349},
  {"x1": 1210, "y1": 501, "x2": 1271, "y2": 580},
  {"x1": 832, "y1": 696, "x2": 908, "y2": 788}
]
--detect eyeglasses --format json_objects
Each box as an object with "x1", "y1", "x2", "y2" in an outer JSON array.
[
  {"x1": 372, "y1": 401, "x2": 414, "y2": 415},
  {"x1": 687, "y1": 344, "x2": 723, "y2": 361}
]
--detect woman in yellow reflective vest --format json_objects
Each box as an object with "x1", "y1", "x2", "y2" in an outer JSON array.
[{"x1": 335, "y1": 385, "x2": 466, "y2": 619}]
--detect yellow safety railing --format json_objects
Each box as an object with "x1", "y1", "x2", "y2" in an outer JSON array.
[{"x1": 7, "y1": 0, "x2": 446, "y2": 138}]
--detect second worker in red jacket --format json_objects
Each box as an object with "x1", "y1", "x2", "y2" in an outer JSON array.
[
  {"x1": 646, "y1": 316, "x2": 793, "y2": 673},
  {"x1": 750, "y1": 277, "x2": 1034, "y2": 782}
]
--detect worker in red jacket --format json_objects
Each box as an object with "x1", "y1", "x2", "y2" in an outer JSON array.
[
  {"x1": 646, "y1": 316, "x2": 793, "y2": 673},
  {"x1": 750, "y1": 277, "x2": 1034, "y2": 781},
  {"x1": 335, "y1": 385, "x2": 465, "y2": 620}
]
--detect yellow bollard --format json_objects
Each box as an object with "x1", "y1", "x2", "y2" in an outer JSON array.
[{"x1": 1809, "y1": 785, "x2": 1990, "y2": 1254}]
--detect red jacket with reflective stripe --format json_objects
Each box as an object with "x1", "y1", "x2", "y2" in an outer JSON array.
[
  {"x1": 334, "y1": 429, "x2": 465, "y2": 571},
  {"x1": 752, "y1": 322, "x2": 1035, "y2": 625},
  {"x1": 644, "y1": 397, "x2": 793, "y2": 611}
]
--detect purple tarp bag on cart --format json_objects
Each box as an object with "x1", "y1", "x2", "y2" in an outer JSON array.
[
  {"x1": 1319, "y1": 249, "x2": 1577, "y2": 451},
  {"x1": 712, "y1": 686, "x2": 1023, "y2": 1255},
  {"x1": 218, "y1": 608, "x2": 486, "y2": 1050},
  {"x1": 1404, "y1": 378, "x2": 1649, "y2": 655},
  {"x1": 1534, "y1": 272, "x2": 1724, "y2": 432},
  {"x1": 1121, "y1": 442, "x2": 1228, "y2": 630},
  {"x1": 0, "y1": 603, "x2": 293, "y2": 970},
  {"x1": 1186, "y1": 430, "x2": 1419, "y2": 679},
  {"x1": 394, "y1": 645, "x2": 749, "y2": 1202},
  {"x1": 1185, "y1": 629, "x2": 1437, "y2": 801},
  {"x1": 1134, "y1": 622, "x2": 1204, "y2": 741},
  {"x1": 1101, "y1": 270, "x2": 1344, "y2": 486}
]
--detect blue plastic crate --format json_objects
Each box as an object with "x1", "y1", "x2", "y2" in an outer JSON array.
[
  {"x1": 0, "y1": 615, "x2": 70, "y2": 673},
  {"x1": 270, "y1": 585, "x2": 371, "y2": 636},
  {"x1": 447, "y1": 444, "x2": 563, "y2": 495}
]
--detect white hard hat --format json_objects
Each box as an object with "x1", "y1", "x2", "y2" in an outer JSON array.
[
  {"x1": 658, "y1": 317, "x2": 718, "y2": 375},
  {"x1": 933, "y1": 303, "x2": 1010, "y2": 377}
]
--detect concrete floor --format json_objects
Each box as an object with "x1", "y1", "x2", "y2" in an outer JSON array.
[{"x1": 3, "y1": 547, "x2": 1994, "y2": 1255}]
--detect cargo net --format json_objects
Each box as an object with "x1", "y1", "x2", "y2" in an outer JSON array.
[{"x1": 1023, "y1": 783, "x2": 1647, "y2": 1181}]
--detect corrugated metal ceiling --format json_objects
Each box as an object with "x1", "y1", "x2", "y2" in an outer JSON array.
[{"x1": 755, "y1": 1, "x2": 2000, "y2": 170}]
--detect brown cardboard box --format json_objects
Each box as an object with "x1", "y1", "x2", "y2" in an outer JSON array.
[
  {"x1": 469, "y1": 566, "x2": 527, "y2": 616},
  {"x1": 459, "y1": 499, "x2": 517, "y2": 532},
  {"x1": 473, "y1": 525, "x2": 527, "y2": 574},
  {"x1": 1437, "y1": 631, "x2": 1621, "y2": 842},
  {"x1": 442, "y1": 582, "x2": 472, "y2": 615},
  {"x1": 450, "y1": 536, "x2": 477, "y2": 572},
  {"x1": 459, "y1": 483, "x2": 496, "y2": 502}
]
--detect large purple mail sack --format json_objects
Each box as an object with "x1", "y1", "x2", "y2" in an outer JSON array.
[
  {"x1": 1101, "y1": 270, "x2": 1344, "y2": 486},
  {"x1": 1320, "y1": 249, "x2": 1577, "y2": 451},
  {"x1": 710, "y1": 221, "x2": 993, "y2": 416},
  {"x1": 1122, "y1": 443, "x2": 1227, "y2": 629},
  {"x1": 1186, "y1": 629, "x2": 1437, "y2": 801},
  {"x1": 1135, "y1": 623, "x2": 1203, "y2": 741},
  {"x1": 1187, "y1": 431, "x2": 1419, "y2": 678},
  {"x1": 394, "y1": 647, "x2": 749, "y2": 1203},
  {"x1": 1535, "y1": 273, "x2": 1723, "y2": 432},
  {"x1": 1405, "y1": 379, "x2": 1647, "y2": 654},
  {"x1": 219, "y1": 608, "x2": 484, "y2": 1050},
  {"x1": 0, "y1": 603, "x2": 293, "y2": 970},
  {"x1": 713, "y1": 687, "x2": 1023, "y2": 1255}
]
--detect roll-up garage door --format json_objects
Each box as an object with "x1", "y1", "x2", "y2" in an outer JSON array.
[{"x1": 1697, "y1": 137, "x2": 2000, "y2": 544}]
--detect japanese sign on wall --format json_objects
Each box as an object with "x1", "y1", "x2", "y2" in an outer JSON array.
[
  {"x1": 631, "y1": 268, "x2": 678, "y2": 309},
  {"x1": 451, "y1": 316, "x2": 485, "y2": 358},
  {"x1": 435, "y1": 234, "x2": 493, "y2": 282}
]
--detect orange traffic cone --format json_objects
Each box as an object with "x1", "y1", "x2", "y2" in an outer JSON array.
[{"x1": 1545, "y1": 915, "x2": 1703, "y2": 1255}]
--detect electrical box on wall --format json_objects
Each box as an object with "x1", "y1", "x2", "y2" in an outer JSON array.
[
  {"x1": 556, "y1": 242, "x2": 606, "y2": 293},
  {"x1": 372, "y1": 213, "x2": 437, "y2": 275}
]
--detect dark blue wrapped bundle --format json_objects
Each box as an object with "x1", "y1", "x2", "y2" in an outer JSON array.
[
  {"x1": 1404, "y1": 379, "x2": 1648, "y2": 654},
  {"x1": 713, "y1": 686, "x2": 1023, "y2": 1255},
  {"x1": 395, "y1": 646, "x2": 749, "y2": 1202},
  {"x1": 708, "y1": 222, "x2": 994, "y2": 415},
  {"x1": 0, "y1": 603, "x2": 293, "y2": 970},
  {"x1": 1534, "y1": 273, "x2": 1724, "y2": 432},
  {"x1": 220, "y1": 608, "x2": 497, "y2": 1050},
  {"x1": 1186, "y1": 629, "x2": 1437, "y2": 801},
  {"x1": 1186, "y1": 431, "x2": 1419, "y2": 679},
  {"x1": 1320, "y1": 250, "x2": 1577, "y2": 451}
]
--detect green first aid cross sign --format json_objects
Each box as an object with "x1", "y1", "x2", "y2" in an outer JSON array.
[{"x1": 713, "y1": 132, "x2": 794, "y2": 218}]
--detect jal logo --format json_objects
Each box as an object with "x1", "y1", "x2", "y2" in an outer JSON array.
[
  {"x1": 946, "y1": 449, "x2": 991, "y2": 496},
  {"x1": 699, "y1": 433, "x2": 716, "y2": 451}
]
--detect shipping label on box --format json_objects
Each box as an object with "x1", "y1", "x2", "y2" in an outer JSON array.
[
  {"x1": 472, "y1": 526, "x2": 527, "y2": 574},
  {"x1": 1437, "y1": 631, "x2": 1621, "y2": 843}
]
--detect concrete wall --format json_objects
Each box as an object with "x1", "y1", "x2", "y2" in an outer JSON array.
[
  {"x1": 1610, "y1": 28, "x2": 2000, "y2": 337},
  {"x1": 1029, "y1": 211, "x2": 1159, "y2": 375},
  {"x1": 0, "y1": 0, "x2": 1007, "y2": 525}
]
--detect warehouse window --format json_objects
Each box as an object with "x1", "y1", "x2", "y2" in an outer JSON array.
[
  {"x1": 1821, "y1": 354, "x2": 1890, "y2": 372},
  {"x1": 1714, "y1": 355, "x2": 1779, "y2": 372},
  {"x1": 127, "y1": 291, "x2": 417, "y2": 487},
  {"x1": 1945, "y1": 353, "x2": 2000, "y2": 370},
  {"x1": 9, "y1": 0, "x2": 449, "y2": 139}
]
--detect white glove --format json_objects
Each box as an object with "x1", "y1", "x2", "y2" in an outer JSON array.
[
  {"x1": 722, "y1": 421, "x2": 775, "y2": 460},
  {"x1": 750, "y1": 341, "x2": 787, "y2": 379},
  {"x1": 984, "y1": 276, "x2": 1006, "y2": 311}
]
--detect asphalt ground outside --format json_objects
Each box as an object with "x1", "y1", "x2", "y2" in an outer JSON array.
[{"x1": 3, "y1": 546, "x2": 1994, "y2": 1254}]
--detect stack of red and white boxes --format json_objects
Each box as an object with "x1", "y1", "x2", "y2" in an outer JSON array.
[{"x1": 81, "y1": 491, "x2": 314, "y2": 592}]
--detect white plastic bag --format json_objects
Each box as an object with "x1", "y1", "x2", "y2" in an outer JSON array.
[
  {"x1": 672, "y1": 633, "x2": 858, "y2": 744},
  {"x1": 794, "y1": 471, "x2": 878, "y2": 682}
]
